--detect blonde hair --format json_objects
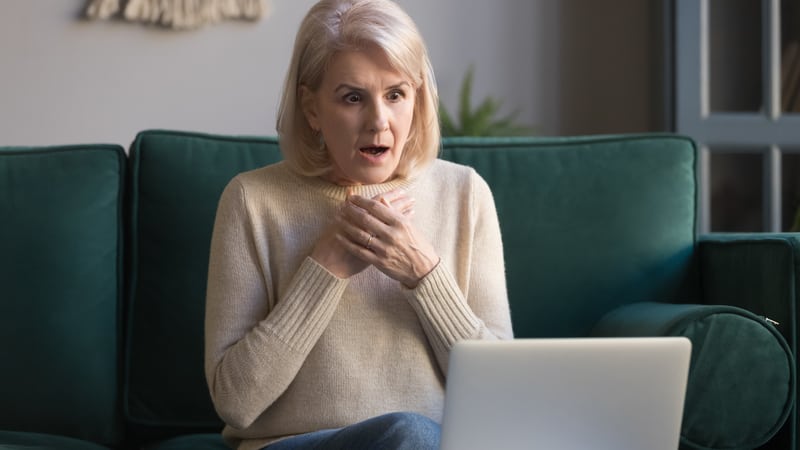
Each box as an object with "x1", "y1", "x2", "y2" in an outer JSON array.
[{"x1": 276, "y1": 0, "x2": 440, "y2": 179}]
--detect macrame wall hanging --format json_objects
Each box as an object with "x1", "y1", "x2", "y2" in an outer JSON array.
[{"x1": 85, "y1": 0, "x2": 269, "y2": 30}]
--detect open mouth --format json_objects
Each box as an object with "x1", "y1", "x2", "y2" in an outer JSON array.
[{"x1": 360, "y1": 146, "x2": 389, "y2": 156}]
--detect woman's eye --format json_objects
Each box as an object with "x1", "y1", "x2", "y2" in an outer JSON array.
[
  {"x1": 387, "y1": 90, "x2": 405, "y2": 101},
  {"x1": 344, "y1": 93, "x2": 361, "y2": 103}
]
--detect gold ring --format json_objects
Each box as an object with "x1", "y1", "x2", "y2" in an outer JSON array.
[{"x1": 365, "y1": 234, "x2": 374, "y2": 250}]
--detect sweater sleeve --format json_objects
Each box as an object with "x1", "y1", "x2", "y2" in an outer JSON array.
[
  {"x1": 204, "y1": 178, "x2": 348, "y2": 430},
  {"x1": 404, "y1": 170, "x2": 514, "y2": 373}
]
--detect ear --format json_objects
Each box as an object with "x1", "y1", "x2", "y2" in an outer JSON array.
[{"x1": 299, "y1": 85, "x2": 320, "y2": 131}]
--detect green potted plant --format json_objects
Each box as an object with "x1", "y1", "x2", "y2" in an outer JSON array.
[{"x1": 439, "y1": 66, "x2": 536, "y2": 137}]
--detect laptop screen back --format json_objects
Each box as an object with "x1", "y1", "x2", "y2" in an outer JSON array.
[{"x1": 440, "y1": 337, "x2": 691, "y2": 450}]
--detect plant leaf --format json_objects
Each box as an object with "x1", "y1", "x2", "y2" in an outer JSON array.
[
  {"x1": 440, "y1": 65, "x2": 537, "y2": 137},
  {"x1": 458, "y1": 65, "x2": 475, "y2": 134},
  {"x1": 439, "y1": 103, "x2": 457, "y2": 137},
  {"x1": 470, "y1": 98, "x2": 501, "y2": 136}
]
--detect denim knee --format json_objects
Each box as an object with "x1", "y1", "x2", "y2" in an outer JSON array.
[
  {"x1": 374, "y1": 412, "x2": 441, "y2": 449},
  {"x1": 263, "y1": 412, "x2": 441, "y2": 450}
]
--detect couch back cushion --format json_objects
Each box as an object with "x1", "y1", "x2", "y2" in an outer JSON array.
[
  {"x1": 124, "y1": 131, "x2": 282, "y2": 440},
  {"x1": 0, "y1": 145, "x2": 125, "y2": 446},
  {"x1": 441, "y1": 134, "x2": 699, "y2": 337}
]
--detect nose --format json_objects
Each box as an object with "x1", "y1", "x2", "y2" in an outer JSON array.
[{"x1": 368, "y1": 101, "x2": 389, "y2": 133}]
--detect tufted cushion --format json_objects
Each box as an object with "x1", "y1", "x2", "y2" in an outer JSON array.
[
  {"x1": 592, "y1": 302, "x2": 794, "y2": 450},
  {"x1": 124, "y1": 130, "x2": 283, "y2": 442},
  {"x1": 0, "y1": 145, "x2": 125, "y2": 446},
  {"x1": 441, "y1": 134, "x2": 699, "y2": 338}
]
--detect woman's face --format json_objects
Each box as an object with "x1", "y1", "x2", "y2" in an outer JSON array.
[{"x1": 303, "y1": 45, "x2": 416, "y2": 186}]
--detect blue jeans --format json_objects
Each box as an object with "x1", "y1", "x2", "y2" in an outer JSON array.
[{"x1": 263, "y1": 412, "x2": 441, "y2": 450}]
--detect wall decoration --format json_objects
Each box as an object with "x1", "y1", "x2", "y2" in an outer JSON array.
[{"x1": 84, "y1": 0, "x2": 269, "y2": 30}]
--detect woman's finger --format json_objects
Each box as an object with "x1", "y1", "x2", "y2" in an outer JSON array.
[
  {"x1": 336, "y1": 212, "x2": 378, "y2": 249},
  {"x1": 374, "y1": 190, "x2": 414, "y2": 217},
  {"x1": 389, "y1": 196, "x2": 415, "y2": 216},
  {"x1": 374, "y1": 189, "x2": 405, "y2": 205},
  {"x1": 335, "y1": 232, "x2": 381, "y2": 263},
  {"x1": 347, "y1": 194, "x2": 401, "y2": 226}
]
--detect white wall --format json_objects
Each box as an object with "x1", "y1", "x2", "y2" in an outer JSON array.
[{"x1": 0, "y1": 0, "x2": 661, "y2": 148}]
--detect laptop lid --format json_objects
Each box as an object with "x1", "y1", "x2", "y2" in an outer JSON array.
[{"x1": 440, "y1": 337, "x2": 692, "y2": 450}]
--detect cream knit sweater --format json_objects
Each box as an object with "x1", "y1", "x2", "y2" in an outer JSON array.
[{"x1": 205, "y1": 159, "x2": 513, "y2": 450}]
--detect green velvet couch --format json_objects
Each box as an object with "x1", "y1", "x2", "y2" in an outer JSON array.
[{"x1": 0, "y1": 130, "x2": 796, "y2": 450}]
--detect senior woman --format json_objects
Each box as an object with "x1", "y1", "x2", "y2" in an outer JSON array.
[{"x1": 204, "y1": 0, "x2": 513, "y2": 449}]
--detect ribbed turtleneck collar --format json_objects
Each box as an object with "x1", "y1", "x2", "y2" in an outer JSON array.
[{"x1": 290, "y1": 166, "x2": 419, "y2": 201}]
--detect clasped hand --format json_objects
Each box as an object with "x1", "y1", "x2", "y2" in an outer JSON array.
[{"x1": 310, "y1": 189, "x2": 439, "y2": 288}]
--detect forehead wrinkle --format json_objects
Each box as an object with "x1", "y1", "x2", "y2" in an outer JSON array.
[
  {"x1": 333, "y1": 81, "x2": 411, "y2": 94},
  {"x1": 323, "y1": 48, "x2": 410, "y2": 91}
]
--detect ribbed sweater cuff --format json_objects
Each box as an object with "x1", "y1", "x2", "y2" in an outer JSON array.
[
  {"x1": 266, "y1": 257, "x2": 349, "y2": 354},
  {"x1": 404, "y1": 263, "x2": 481, "y2": 350}
]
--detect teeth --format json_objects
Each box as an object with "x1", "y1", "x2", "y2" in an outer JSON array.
[{"x1": 362, "y1": 147, "x2": 387, "y2": 155}]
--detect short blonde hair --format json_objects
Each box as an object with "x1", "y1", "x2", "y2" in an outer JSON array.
[{"x1": 276, "y1": 0, "x2": 440, "y2": 179}]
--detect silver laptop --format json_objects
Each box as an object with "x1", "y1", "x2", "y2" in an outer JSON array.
[{"x1": 440, "y1": 337, "x2": 692, "y2": 450}]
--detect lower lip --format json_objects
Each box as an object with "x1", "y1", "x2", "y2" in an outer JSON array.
[{"x1": 359, "y1": 149, "x2": 390, "y2": 164}]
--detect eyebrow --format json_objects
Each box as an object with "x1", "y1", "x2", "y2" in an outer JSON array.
[{"x1": 334, "y1": 81, "x2": 412, "y2": 93}]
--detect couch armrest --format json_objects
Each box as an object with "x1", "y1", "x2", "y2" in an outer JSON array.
[
  {"x1": 698, "y1": 233, "x2": 800, "y2": 347},
  {"x1": 697, "y1": 233, "x2": 800, "y2": 449},
  {"x1": 592, "y1": 301, "x2": 794, "y2": 450}
]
